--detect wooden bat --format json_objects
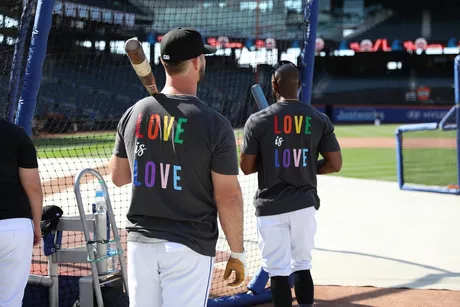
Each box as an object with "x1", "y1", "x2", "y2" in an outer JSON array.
[{"x1": 124, "y1": 37, "x2": 159, "y2": 96}]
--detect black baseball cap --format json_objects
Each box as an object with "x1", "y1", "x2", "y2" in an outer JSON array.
[{"x1": 160, "y1": 27, "x2": 216, "y2": 61}]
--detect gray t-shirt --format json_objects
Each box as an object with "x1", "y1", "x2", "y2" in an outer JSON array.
[
  {"x1": 242, "y1": 102, "x2": 340, "y2": 216},
  {"x1": 113, "y1": 94, "x2": 239, "y2": 257}
]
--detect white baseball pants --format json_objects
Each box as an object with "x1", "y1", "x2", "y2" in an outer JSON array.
[
  {"x1": 257, "y1": 206, "x2": 317, "y2": 277},
  {"x1": 127, "y1": 241, "x2": 214, "y2": 307},
  {"x1": 0, "y1": 218, "x2": 34, "y2": 307}
]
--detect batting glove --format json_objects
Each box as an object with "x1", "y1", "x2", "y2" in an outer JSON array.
[{"x1": 223, "y1": 250, "x2": 246, "y2": 288}]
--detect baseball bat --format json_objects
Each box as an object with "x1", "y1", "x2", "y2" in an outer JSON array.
[
  {"x1": 124, "y1": 37, "x2": 159, "y2": 96},
  {"x1": 251, "y1": 84, "x2": 269, "y2": 110}
]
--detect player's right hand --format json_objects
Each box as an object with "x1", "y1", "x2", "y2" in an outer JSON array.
[{"x1": 223, "y1": 251, "x2": 246, "y2": 288}]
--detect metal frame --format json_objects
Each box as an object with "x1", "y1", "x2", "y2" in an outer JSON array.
[
  {"x1": 396, "y1": 122, "x2": 460, "y2": 195},
  {"x1": 28, "y1": 169, "x2": 129, "y2": 307},
  {"x1": 74, "y1": 168, "x2": 129, "y2": 307},
  {"x1": 396, "y1": 55, "x2": 460, "y2": 195}
]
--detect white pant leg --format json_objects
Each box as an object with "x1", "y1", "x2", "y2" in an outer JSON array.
[
  {"x1": 0, "y1": 218, "x2": 33, "y2": 307},
  {"x1": 257, "y1": 213, "x2": 291, "y2": 277},
  {"x1": 289, "y1": 207, "x2": 317, "y2": 272},
  {"x1": 127, "y1": 241, "x2": 162, "y2": 307},
  {"x1": 158, "y1": 242, "x2": 214, "y2": 307}
]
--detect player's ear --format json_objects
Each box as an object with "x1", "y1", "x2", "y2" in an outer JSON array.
[
  {"x1": 191, "y1": 57, "x2": 199, "y2": 71},
  {"x1": 272, "y1": 79, "x2": 278, "y2": 91}
]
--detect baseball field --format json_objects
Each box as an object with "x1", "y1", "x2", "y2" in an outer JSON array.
[
  {"x1": 29, "y1": 123, "x2": 460, "y2": 306},
  {"x1": 34, "y1": 123, "x2": 458, "y2": 185}
]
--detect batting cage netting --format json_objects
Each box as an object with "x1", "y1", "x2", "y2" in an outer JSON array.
[
  {"x1": 396, "y1": 55, "x2": 460, "y2": 195},
  {"x1": 1, "y1": 0, "x2": 320, "y2": 306},
  {"x1": 397, "y1": 123, "x2": 458, "y2": 192}
]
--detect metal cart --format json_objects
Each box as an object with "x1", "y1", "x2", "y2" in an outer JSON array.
[{"x1": 28, "y1": 168, "x2": 129, "y2": 307}]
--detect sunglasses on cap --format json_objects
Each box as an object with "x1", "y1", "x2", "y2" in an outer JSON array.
[{"x1": 272, "y1": 60, "x2": 296, "y2": 76}]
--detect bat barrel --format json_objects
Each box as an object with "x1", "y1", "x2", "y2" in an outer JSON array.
[
  {"x1": 251, "y1": 84, "x2": 269, "y2": 110},
  {"x1": 124, "y1": 37, "x2": 158, "y2": 96}
]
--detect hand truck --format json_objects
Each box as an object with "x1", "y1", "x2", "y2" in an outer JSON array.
[{"x1": 28, "y1": 168, "x2": 129, "y2": 307}]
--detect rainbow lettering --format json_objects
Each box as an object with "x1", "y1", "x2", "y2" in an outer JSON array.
[
  {"x1": 136, "y1": 113, "x2": 188, "y2": 144},
  {"x1": 133, "y1": 112, "x2": 188, "y2": 191},
  {"x1": 273, "y1": 115, "x2": 311, "y2": 169}
]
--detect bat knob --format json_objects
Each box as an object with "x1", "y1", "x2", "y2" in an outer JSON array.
[{"x1": 124, "y1": 37, "x2": 141, "y2": 52}]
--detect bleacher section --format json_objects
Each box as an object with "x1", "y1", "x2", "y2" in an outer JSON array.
[
  {"x1": 150, "y1": 5, "x2": 292, "y2": 39},
  {"x1": 346, "y1": 8, "x2": 460, "y2": 42},
  {"x1": 312, "y1": 75, "x2": 453, "y2": 106},
  {"x1": 346, "y1": 11, "x2": 423, "y2": 41},
  {"x1": 34, "y1": 53, "x2": 269, "y2": 133},
  {"x1": 431, "y1": 10, "x2": 460, "y2": 41}
]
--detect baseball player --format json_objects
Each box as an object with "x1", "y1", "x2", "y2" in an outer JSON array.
[
  {"x1": 240, "y1": 61, "x2": 342, "y2": 307},
  {"x1": 0, "y1": 118, "x2": 43, "y2": 307},
  {"x1": 109, "y1": 28, "x2": 246, "y2": 307}
]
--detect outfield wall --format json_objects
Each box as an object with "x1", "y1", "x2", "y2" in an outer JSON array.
[{"x1": 315, "y1": 104, "x2": 452, "y2": 124}]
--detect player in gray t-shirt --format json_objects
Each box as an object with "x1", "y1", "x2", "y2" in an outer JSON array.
[
  {"x1": 109, "y1": 28, "x2": 246, "y2": 307},
  {"x1": 240, "y1": 61, "x2": 342, "y2": 307}
]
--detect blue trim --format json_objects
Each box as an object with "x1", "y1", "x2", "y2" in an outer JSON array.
[
  {"x1": 455, "y1": 55, "x2": 460, "y2": 105},
  {"x1": 455, "y1": 55, "x2": 460, "y2": 192},
  {"x1": 203, "y1": 257, "x2": 213, "y2": 307},
  {"x1": 396, "y1": 122, "x2": 438, "y2": 133},
  {"x1": 248, "y1": 267, "x2": 269, "y2": 294},
  {"x1": 401, "y1": 184, "x2": 460, "y2": 195},
  {"x1": 396, "y1": 109, "x2": 459, "y2": 194},
  {"x1": 207, "y1": 288, "x2": 273, "y2": 306},
  {"x1": 395, "y1": 129, "x2": 404, "y2": 190},
  {"x1": 7, "y1": 0, "x2": 36, "y2": 121},
  {"x1": 15, "y1": 0, "x2": 55, "y2": 135},
  {"x1": 439, "y1": 105, "x2": 457, "y2": 129},
  {"x1": 300, "y1": 0, "x2": 319, "y2": 105}
]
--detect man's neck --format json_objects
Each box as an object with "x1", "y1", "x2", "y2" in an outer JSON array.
[
  {"x1": 278, "y1": 97, "x2": 299, "y2": 102},
  {"x1": 161, "y1": 76, "x2": 197, "y2": 96}
]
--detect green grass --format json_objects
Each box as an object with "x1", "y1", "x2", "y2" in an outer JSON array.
[
  {"x1": 334, "y1": 147, "x2": 458, "y2": 186},
  {"x1": 403, "y1": 148, "x2": 458, "y2": 186},
  {"x1": 333, "y1": 124, "x2": 457, "y2": 139},
  {"x1": 34, "y1": 133, "x2": 115, "y2": 159},
  {"x1": 236, "y1": 124, "x2": 456, "y2": 139},
  {"x1": 331, "y1": 148, "x2": 397, "y2": 182},
  {"x1": 34, "y1": 125, "x2": 458, "y2": 187}
]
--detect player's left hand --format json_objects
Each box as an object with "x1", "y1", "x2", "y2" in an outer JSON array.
[{"x1": 223, "y1": 251, "x2": 246, "y2": 288}]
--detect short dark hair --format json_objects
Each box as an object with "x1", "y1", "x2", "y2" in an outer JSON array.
[{"x1": 161, "y1": 59, "x2": 189, "y2": 75}]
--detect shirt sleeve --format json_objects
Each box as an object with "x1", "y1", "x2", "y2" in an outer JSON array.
[
  {"x1": 318, "y1": 113, "x2": 341, "y2": 153},
  {"x1": 113, "y1": 112, "x2": 128, "y2": 159},
  {"x1": 241, "y1": 115, "x2": 259, "y2": 155},
  {"x1": 211, "y1": 120, "x2": 239, "y2": 175},
  {"x1": 17, "y1": 127, "x2": 38, "y2": 169}
]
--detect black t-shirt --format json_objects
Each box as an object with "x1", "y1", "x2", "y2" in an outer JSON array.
[
  {"x1": 113, "y1": 94, "x2": 239, "y2": 257},
  {"x1": 0, "y1": 119, "x2": 38, "y2": 220},
  {"x1": 242, "y1": 102, "x2": 340, "y2": 216}
]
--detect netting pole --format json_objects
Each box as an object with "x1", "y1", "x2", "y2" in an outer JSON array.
[
  {"x1": 7, "y1": 0, "x2": 36, "y2": 122},
  {"x1": 15, "y1": 0, "x2": 55, "y2": 136},
  {"x1": 396, "y1": 128, "x2": 404, "y2": 189},
  {"x1": 300, "y1": 0, "x2": 319, "y2": 105},
  {"x1": 454, "y1": 55, "x2": 460, "y2": 189},
  {"x1": 255, "y1": 0, "x2": 260, "y2": 84}
]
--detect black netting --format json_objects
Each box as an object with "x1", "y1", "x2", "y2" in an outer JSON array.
[
  {"x1": 1, "y1": 1, "x2": 312, "y2": 306},
  {"x1": 401, "y1": 128, "x2": 458, "y2": 189}
]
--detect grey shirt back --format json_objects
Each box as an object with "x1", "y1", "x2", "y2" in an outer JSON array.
[
  {"x1": 242, "y1": 102, "x2": 340, "y2": 216},
  {"x1": 114, "y1": 94, "x2": 239, "y2": 257}
]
